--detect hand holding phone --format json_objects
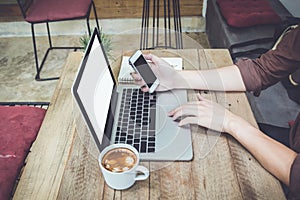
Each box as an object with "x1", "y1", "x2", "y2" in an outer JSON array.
[{"x1": 129, "y1": 50, "x2": 159, "y2": 93}]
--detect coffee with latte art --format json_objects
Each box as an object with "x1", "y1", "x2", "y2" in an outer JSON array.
[{"x1": 101, "y1": 147, "x2": 137, "y2": 173}]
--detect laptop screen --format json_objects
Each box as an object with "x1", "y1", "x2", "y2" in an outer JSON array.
[{"x1": 72, "y1": 29, "x2": 116, "y2": 151}]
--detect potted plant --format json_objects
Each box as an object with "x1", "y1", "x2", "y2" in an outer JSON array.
[{"x1": 80, "y1": 28, "x2": 113, "y2": 60}]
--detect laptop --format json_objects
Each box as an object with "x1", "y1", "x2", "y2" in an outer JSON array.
[{"x1": 72, "y1": 28, "x2": 193, "y2": 161}]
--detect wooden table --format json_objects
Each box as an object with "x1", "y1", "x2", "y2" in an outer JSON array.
[{"x1": 13, "y1": 49, "x2": 286, "y2": 199}]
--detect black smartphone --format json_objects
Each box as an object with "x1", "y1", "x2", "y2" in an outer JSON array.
[{"x1": 129, "y1": 50, "x2": 159, "y2": 93}]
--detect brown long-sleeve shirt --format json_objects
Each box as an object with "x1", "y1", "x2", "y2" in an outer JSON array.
[{"x1": 236, "y1": 24, "x2": 300, "y2": 199}]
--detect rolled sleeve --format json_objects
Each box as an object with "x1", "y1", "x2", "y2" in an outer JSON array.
[
  {"x1": 236, "y1": 58, "x2": 264, "y2": 93},
  {"x1": 289, "y1": 154, "x2": 300, "y2": 200},
  {"x1": 236, "y1": 24, "x2": 300, "y2": 95}
]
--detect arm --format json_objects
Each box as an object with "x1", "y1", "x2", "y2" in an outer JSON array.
[
  {"x1": 132, "y1": 25, "x2": 300, "y2": 94},
  {"x1": 226, "y1": 113, "x2": 297, "y2": 185},
  {"x1": 169, "y1": 94, "x2": 297, "y2": 185},
  {"x1": 132, "y1": 54, "x2": 246, "y2": 92},
  {"x1": 176, "y1": 65, "x2": 246, "y2": 91}
]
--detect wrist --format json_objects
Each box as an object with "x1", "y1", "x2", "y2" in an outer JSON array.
[{"x1": 224, "y1": 114, "x2": 251, "y2": 138}]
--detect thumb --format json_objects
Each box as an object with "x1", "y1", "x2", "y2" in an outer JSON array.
[
  {"x1": 144, "y1": 54, "x2": 160, "y2": 64},
  {"x1": 143, "y1": 54, "x2": 153, "y2": 61}
]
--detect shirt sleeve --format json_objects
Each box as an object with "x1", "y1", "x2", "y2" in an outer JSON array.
[
  {"x1": 236, "y1": 24, "x2": 300, "y2": 95},
  {"x1": 288, "y1": 154, "x2": 300, "y2": 200}
]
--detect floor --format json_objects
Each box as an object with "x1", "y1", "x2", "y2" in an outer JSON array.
[{"x1": 0, "y1": 19, "x2": 209, "y2": 102}]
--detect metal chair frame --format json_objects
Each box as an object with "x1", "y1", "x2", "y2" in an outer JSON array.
[
  {"x1": 0, "y1": 102, "x2": 49, "y2": 109},
  {"x1": 140, "y1": 0, "x2": 183, "y2": 50},
  {"x1": 16, "y1": 0, "x2": 100, "y2": 81}
]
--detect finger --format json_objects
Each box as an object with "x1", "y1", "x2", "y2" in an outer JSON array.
[
  {"x1": 130, "y1": 72, "x2": 142, "y2": 81},
  {"x1": 178, "y1": 116, "x2": 200, "y2": 126},
  {"x1": 144, "y1": 54, "x2": 160, "y2": 65},
  {"x1": 168, "y1": 102, "x2": 199, "y2": 117},
  {"x1": 130, "y1": 72, "x2": 147, "y2": 87},
  {"x1": 141, "y1": 84, "x2": 149, "y2": 92},
  {"x1": 197, "y1": 93, "x2": 206, "y2": 101},
  {"x1": 135, "y1": 79, "x2": 146, "y2": 86},
  {"x1": 197, "y1": 93, "x2": 212, "y2": 105},
  {"x1": 170, "y1": 104, "x2": 201, "y2": 120},
  {"x1": 168, "y1": 106, "x2": 181, "y2": 117},
  {"x1": 143, "y1": 54, "x2": 153, "y2": 61}
]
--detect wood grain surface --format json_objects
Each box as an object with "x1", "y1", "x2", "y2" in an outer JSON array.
[{"x1": 13, "y1": 50, "x2": 286, "y2": 200}]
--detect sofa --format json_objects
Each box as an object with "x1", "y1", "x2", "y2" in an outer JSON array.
[{"x1": 206, "y1": 0, "x2": 294, "y2": 60}]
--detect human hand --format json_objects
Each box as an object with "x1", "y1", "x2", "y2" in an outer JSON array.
[
  {"x1": 131, "y1": 54, "x2": 183, "y2": 92},
  {"x1": 168, "y1": 93, "x2": 234, "y2": 133}
]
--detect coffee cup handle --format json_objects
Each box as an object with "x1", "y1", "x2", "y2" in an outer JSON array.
[{"x1": 135, "y1": 165, "x2": 149, "y2": 181}]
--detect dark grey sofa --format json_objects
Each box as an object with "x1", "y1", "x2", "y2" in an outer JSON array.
[{"x1": 206, "y1": 0, "x2": 293, "y2": 60}]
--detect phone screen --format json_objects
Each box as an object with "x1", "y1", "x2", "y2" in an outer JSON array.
[{"x1": 134, "y1": 55, "x2": 157, "y2": 88}]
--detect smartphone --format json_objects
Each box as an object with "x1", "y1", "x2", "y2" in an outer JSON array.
[{"x1": 129, "y1": 50, "x2": 159, "y2": 93}]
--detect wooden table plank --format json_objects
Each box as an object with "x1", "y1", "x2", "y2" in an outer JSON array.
[
  {"x1": 205, "y1": 49, "x2": 286, "y2": 199},
  {"x1": 185, "y1": 50, "x2": 242, "y2": 199},
  {"x1": 56, "y1": 109, "x2": 105, "y2": 199},
  {"x1": 13, "y1": 52, "x2": 84, "y2": 200}
]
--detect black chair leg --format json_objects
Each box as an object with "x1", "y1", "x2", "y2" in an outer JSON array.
[
  {"x1": 31, "y1": 23, "x2": 59, "y2": 81},
  {"x1": 46, "y1": 22, "x2": 53, "y2": 48},
  {"x1": 86, "y1": 17, "x2": 91, "y2": 36},
  {"x1": 92, "y1": 1, "x2": 100, "y2": 32},
  {"x1": 31, "y1": 24, "x2": 41, "y2": 80},
  {"x1": 28, "y1": 2, "x2": 99, "y2": 81},
  {"x1": 86, "y1": 1, "x2": 100, "y2": 36}
]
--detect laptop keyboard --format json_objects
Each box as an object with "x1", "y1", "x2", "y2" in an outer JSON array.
[{"x1": 115, "y1": 88, "x2": 156, "y2": 153}]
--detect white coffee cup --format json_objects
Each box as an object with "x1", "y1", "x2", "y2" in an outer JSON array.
[{"x1": 99, "y1": 144, "x2": 149, "y2": 190}]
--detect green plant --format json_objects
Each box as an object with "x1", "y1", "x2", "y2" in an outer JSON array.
[
  {"x1": 79, "y1": 34, "x2": 90, "y2": 50},
  {"x1": 80, "y1": 28, "x2": 113, "y2": 60}
]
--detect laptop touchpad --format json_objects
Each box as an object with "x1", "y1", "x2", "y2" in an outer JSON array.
[{"x1": 156, "y1": 90, "x2": 187, "y2": 134}]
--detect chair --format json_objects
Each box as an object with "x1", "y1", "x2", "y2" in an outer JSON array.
[
  {"x1": 16, "y1": 0, "x2": 100, "y2": 81},
  {"x1": 0, "y1": 101, "x2": 49, "y2": 199},
  {"x1": 140, "y1": 0, "x2": 183, "y2": 50}
]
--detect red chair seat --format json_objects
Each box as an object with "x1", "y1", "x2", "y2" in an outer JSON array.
[
  {"x1": 217, "y1": 0, "x2": 281, "y2": 28},
  {"x1": 25, "y1": 0, "x2": 92, "y2": 23},
  {"x1": 0, "y1": 106, "x2": 46, "y2": 200}
]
